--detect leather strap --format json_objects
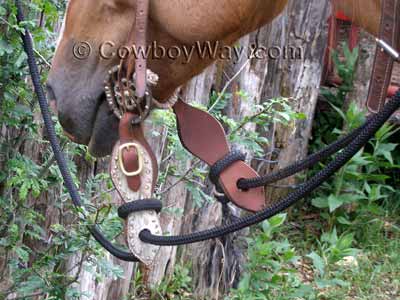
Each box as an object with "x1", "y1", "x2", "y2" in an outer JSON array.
[
  {"x1": 173, "y1": 99, "x2": 266, "y2": 212},
  {"x1": 119, "y1": 113, "x2": 158, "y2": 192},
  {"x1": 133, "y1": 0, "x2": 150, "y2": 99},
  {"x1": 367, "y1": 0, "x2": 400, "y2": 112},
  {"x1": 120, "y1": 0, "x2": 150, "y2": 100}
]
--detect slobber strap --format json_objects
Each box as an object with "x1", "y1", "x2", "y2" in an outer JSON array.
[{"x1": 173, "y1": 99, "x2": 266, "y2": 212}]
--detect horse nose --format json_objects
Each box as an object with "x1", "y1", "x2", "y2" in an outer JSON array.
[{"x1": 46, "y1": 82, "x2": 79, "y2": 143}]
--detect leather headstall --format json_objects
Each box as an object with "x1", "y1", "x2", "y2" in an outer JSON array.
[{"x1": 367, "y1": 0, "x2": 400, "y2": 113}]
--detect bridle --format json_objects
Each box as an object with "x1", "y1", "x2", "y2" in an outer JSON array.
[
  {"x1": 15, "y1": 0, "x2": 400, "y2": 266},
  {"x1": 104, "y1": 0, "x2": 154, "y2": 125}
]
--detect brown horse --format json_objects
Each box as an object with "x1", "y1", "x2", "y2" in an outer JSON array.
[{"x1": 47, "y1": 0, "x2": 383, "y2": 157}]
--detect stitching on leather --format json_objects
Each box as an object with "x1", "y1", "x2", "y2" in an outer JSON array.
[
  {"x1": 374, "y1": 0, "x2": 397, "y2": 112},
  {"x1": 378, "y1": 0, "x2": 391, "y2": 111}
]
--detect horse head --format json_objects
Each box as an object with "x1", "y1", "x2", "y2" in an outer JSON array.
[{"x1": 47, "y1": 0, "x2": 141, "y2": 156}]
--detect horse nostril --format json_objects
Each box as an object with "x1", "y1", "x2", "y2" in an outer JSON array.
[{"x1": 46, "y1": 83, "x2": 56, "y2": 101}]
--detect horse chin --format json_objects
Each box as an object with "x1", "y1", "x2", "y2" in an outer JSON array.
[{"x1": 87, "y1": 93, "x2": 119, "y2": 157}]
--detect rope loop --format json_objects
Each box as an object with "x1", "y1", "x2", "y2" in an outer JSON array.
[
  {"x1": 209, "y1": 151, "x2": 246, "y2": 186},
  {"x1": 118, "y1": 199, "x2": 163, "y2": 219}
]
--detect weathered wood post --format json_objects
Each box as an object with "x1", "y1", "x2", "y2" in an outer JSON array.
[{"x1": 179, "y1": 1, "x2": 331, "y2": 298}]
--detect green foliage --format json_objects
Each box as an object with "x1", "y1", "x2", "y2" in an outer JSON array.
[
  {"x1": 0, "y1": 2, "x2": 125, "y2": 299},
  {"x1": 155, "y1": 265, "x2": 193, "y2": 300},
  {"x1": 307, "y1": 228, "x2": 359, "y2": 284},
  {"x1": 310, "y1": 44, "x2": 400, "y2": 230},
  {"x1": 332, "y1": 43, "x2": 359, "y2": 100},
  {"x1": 301, "y1": 42, "x2": 400, "y2": 297},
  {"x1": 229, "y1": 214, "x2": 315, "y2": 300}
]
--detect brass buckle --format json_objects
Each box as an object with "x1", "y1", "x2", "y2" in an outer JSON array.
[{"x1": 118, "y1": 143, "x2": 144, "y2": 176}]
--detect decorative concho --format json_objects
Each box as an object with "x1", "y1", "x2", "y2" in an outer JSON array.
[
  {"x1": 110, "y1": 141, "x2": 162, "y2": 266},
  {"x1": 104, "y1": 66, "x2": 156, "y2": 125}
]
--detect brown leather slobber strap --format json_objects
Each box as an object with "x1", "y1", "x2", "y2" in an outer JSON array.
[
  {"x1": 367, "y1": 0, "x2": 400, "y2": 112},
  {"x1": 119, "y1": 113, "x2": 158, "y2": 192},
  {"x1": 173, "y1": 99, "x2": 266, "y2": 212}
]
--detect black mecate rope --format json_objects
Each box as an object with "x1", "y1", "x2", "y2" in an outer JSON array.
[
  {"x1": 15, "y1": 0, "x2": 139, "y2": 262},
  {"x1": 237, "y1": 121, "x2": 369, "y2": 189},
  {"x1": 140, "y1": 90, "x2": 400, "y2": 246}
]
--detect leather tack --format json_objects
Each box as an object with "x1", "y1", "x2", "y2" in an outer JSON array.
[
  {"x1": 134, "y1": 0, "x2": 150, "y2": 98},
  {"x1": 118, "y1": 0, "x2": 150, "y2": 101},
  {"x1": 110, "y1": 139, "x2": 161, "y2": 266},
  {"x1": 367, "y1": 0, "x2": 400, "y2": 113},
  {"x1": 119, "y1": 113, "x2": 158, "y2": 192},
  {"x1": 173, "y1": 99, "x2": 266, "y2": 212}
]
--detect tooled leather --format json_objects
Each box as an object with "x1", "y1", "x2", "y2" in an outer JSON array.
[
  {"x1": 119, "y1": 113, "x2": 158, "y2": 192},
  {"x1": 173, "y1": 99, "x2": 266, "y2": 212},
  {"x1": 367, "y1": 0, "x2": 400, "y2": 113}
]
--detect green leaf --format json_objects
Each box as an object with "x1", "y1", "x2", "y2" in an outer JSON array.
[
  {"x1": 268, "y1": 213, "x2": 287, "y2": 228},
  {"x1": 311, "y1": 197, "x2": 329, "y2": 209},
  {"x1": 19, "y1": 182, "x2": 30, "y2": 200},
  {"x1": 337, "y1": 216, "x2": 352, "y2": 225},
  {"x1": 307, "y1": 252, "x2": 325, "y2": 277},
  {"x1": 15, "y1": 246, "x2": 30, "y2": 263},
  {"x1": 261, "y1": 220, "x2": 271, "y2": 235},
  {"x1": 0, "y1": 6, "x2": 7, "y2": 16},
  {"x1": 0, "y1": 40, "x2": 14, "y2": 56},
  {"x1": 375, "y1": 143, "x2": 397, "y2": 164},
  {"x1": 328, "y1": 195, "x2": 344, "y2": 212}
]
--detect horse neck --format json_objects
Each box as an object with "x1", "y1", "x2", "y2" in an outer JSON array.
[{"x1": 333, "y1": 0, "x2": 382, "y2": 36}]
